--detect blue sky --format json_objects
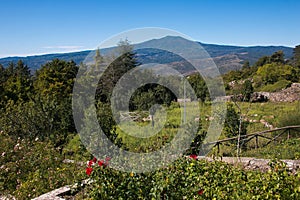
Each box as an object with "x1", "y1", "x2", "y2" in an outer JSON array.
[{"x1": 0, "y1": 0, "x2": 299, "y2": 58}]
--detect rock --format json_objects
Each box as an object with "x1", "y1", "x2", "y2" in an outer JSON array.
[
  {"x1": 250, "y1": 92, "x2": 269, "y2": 102},
  {"x1": 0, "y1": 195, "x2": 16, "y2": 200},
  {"x1": 268, "y1": 83, "x2": 300, "y2": 102},
  {"x1": 215, "y1": 95, "x2": 231, "y2": 101},
  {"x1": 213, "y1": 83, "x2": 300, "y2": 103},
  {"x1": 260, "y1": 119, "x2": 266, "y2": 123}
]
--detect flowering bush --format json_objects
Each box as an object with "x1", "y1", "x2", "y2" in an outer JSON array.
[
  {"x1": 0, "y1": 132, "x2": 85, "y2": 199},
  {"x1": 85, "y1": 156, "x2": 110, "y2": 176},
  {"x1": 85, "y1": 156, "x2": 300, "y2": 199}
]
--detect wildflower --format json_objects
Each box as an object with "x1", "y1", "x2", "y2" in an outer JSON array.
[
  {"x1": 88, "y1": 160, "x2": 94, "y2": 167},
  {"x1": 198, "y1": 189, "x2": 204, "y2": 195},
  {"x1": 130, "y1": 172, "x2": 134, "y2": 177},
  {"x1": 189, "y1": 154, "x2": 198, "y2": 160},
  {"x1": 86, "y1": 167, "x2": 93, "y2": 176},
  {"x1": 98, "y1": 160, "x2": 104, "y2": 166},
  {"x1": 104, "y1": 157, "x2": 110, "y2": 166},
  {"x1": 92, "y1": 157, "x2": 97, "y2": 163}
]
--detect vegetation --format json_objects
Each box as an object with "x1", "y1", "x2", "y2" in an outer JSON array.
[
  {"x1": 85, "y1": 156, "x2": 300, "y2": 199},
  {"x1": 223, "y1": 50, "x2": 300, "y2": 95},
  {"x1": 223, "y1": 103, "x2": 248, "y2": 139},
  {"x1": 0, "y1": 131, "x2": 85, "y2": 199},
  {"x1": 258, "y1": 79, "x2": 292, "y2": 92},
  {"x1": 242, "y1": 138, "x2": 300, "y2": 159},
  {"x1": 0, "y1": 41, "x2": 300, "y2": 199}
]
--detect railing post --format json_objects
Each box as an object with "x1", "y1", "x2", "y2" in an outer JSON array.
[
  {"x1": 255, "y1": 135, "x2": 258, "y2": 149},
  {"x1": 287, "y1": 129, "x2": 290, "y2": 140},
  {"x1": 217, "y1": 142, "x2": 220, "y2": 154}
]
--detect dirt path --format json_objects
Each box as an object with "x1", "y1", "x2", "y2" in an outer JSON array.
[{"x1": 198, "y1": 156, "x2": 300, "y2": 172}]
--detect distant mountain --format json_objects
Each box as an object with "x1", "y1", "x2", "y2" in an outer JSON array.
[
  {"x1": 0, "y1": 51, "x2": 91, "y2": 71},
  {"x1": 0, "y1": 36, "x2": 294, "y2": 74},
  {"x1": 199, "y1": 42, "x2": 293, "y2": 73}
]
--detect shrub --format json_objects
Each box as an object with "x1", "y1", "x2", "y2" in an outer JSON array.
[
  {"x1": 85, "y1": 156, "x2": 300, "y2": 199},
  {"x1": 0, "y1": 132, "x2": 84, "y2": 199}
]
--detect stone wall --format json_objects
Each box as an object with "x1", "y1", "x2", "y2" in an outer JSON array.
[{"x1": 251, "y1": 83, "x2": 300, "y2": 102}]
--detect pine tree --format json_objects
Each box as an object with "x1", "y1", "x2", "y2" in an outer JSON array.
[
  {"x1": 94, "y1": 48, "x2": 104, "y2": 71},
  {"x1": 293, "y1": 45, "x2": 300, "y2": 68},
  {"x1": 96, "y1": 39, "x2": 138, "y2": 103}
]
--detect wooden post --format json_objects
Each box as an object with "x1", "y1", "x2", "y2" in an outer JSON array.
[
  {"x1": 255, "y1": 135, "x2": 258, "y2": 149},
  {"x1": 287, "y1": 129, "x2": 290, "y2": 140},
  {"x1": 217, "y1": 142, "x2": 220, "y2": 154}
]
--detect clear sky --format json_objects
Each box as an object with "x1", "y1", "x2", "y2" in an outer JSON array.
[{"x1": 0, "y1": 0, "x2": 299, "y2": 58}]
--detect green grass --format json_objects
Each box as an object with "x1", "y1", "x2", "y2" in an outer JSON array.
[
  {"x1": 241, "y1": 138, "x2": 300, "y2": 159},
  {"x1": 257, "y1": 79, "x2": 291, "y2": 92},
  {"x1": 239, "y1": 101, "x2": 299, "y2": 128},
  {"x1": 115, "y1": 101, "x2": 300, "y2": 157},
  {"x1": 116, "y1": 102, "x2": 205, "y2": 152}
]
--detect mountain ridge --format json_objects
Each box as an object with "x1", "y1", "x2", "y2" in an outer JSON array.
[{"x1": 0, "y1": 36, "x2": 294, "y2": 74}]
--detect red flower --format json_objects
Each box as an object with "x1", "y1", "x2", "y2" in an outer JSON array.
[
  {"x1": 98, "y1": 160, "x2": 104, "y2": 166},
  {"x1": 105, "y1": 156, "x2": 111, "y2": 161},
  {"x1": 189, "y1": 154, "x2": 198, "y2": 160},
  {"x1": 86, "y1": 167, "x2": 93, "y2": 176},
  {"x1": 88, "y1": 160, "x2": 93, "y2": 167},
  {"x1": 198, "y1": 189, "x2": 204, "y2": 195},
  {"x1": 92, "y1": 157, "x2": 97, "y2": 163}
]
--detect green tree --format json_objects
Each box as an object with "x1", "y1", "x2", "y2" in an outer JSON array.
[
  {"x1": 0, "y1": 64, "x2": 6, "y2": 104},
  {"x1": 96, "y1": 39, "x2": 138, "y2": 103},
  {"x1": 224, "y1": 103, "x2": 248, "y2": 139},
  {"x1": 242, "y1": 60, "x2": 250, "y2": 69},
  {"x1": 91, "y1": 40, "x2": 138, "y2": 150},
  {"x1": 241, "y1": 80, "x2": 253, "y2": 102},
  {"x1": 293, "y1": 45, "x2": 300, "y2": 68},
  {"x1": 33, "y1": 59, "x2": 78, "y2": 145},
  {"x1": 34, "y1": 59, "x2": 78, "y2": 99},
  {"x1": 222, "y1": 70, "x2": 242, "y2": 83},
  {"x1": 187, "y1": 74, "x2": 209, "y2": 102},
  {"x1": 255, "y1": 63, "x2": 298, "y2": 85},
  {"x1": 269, "y1": 50, "x2": 284, "y2": 64},
  {"x1": 129, "y1": 81, "x2": 177, "y2": 111},
  {"x1": 94, "y1": 48, "x2": 104, "y2": 72},
  {"x1": 254, "y1": 51, "x2": 285, "y2": 67},
  {"x1": 254, "y1": 56, "x2": 270, "y2": 67},
  {"x1": 0, "y1": 58, "x2": 78, "y2": 145},
  {"x1": 0, "y1": 60, "x2": 32, "y2": 103}
]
